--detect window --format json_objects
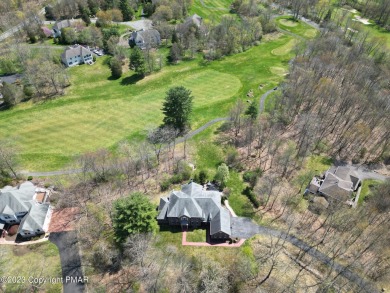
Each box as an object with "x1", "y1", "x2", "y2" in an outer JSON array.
[{"x1": 4, "y1": 216, "x2": 10, "y2": 219}]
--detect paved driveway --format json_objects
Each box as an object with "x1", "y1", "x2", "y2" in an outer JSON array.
[{"x1": 50, "y1": 231, "x2": 85, "y2": 293}]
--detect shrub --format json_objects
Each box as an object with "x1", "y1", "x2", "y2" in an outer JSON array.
[
  {"x1": 160, "y1": 180, "x2": 171, "y2": 191},
  {"x1": 243, "y1": 168, "x2": 263, "y2": 188},
  {"x1": 27, "y1": 176, "x2": 33, "y2": 181},
  {"x1": 198, "y1": 170, "x2": 208, "y2": 185},
  {"x1": 243, "y1": 186, "x2": 260, "y2": 208},
  {"x1": 174, "y1": 160, "x2": 192, "y2": 181}
]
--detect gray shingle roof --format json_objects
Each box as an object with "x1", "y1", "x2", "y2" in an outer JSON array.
[
  {"x1": 0, "y1": 182, "x2": 50, "y2": 234},
  {"x1": 158, "y1": 182, "x2": 231, "y2": 236},
  {"x1": 210, "y1": 208, "x2": 231, "y2": 235},
  {"x1": 318, "y1": 166, "x2": 361, "y2": 200},
  {"x1": 53, "y1": 19, "x2": 71, "y2": 31},
  {"x1": 185, "y1": 14, "x2": 203, "y2": 27},
  {"x1": 130, "y1": 29, "x2": 161, "y2": 49},
  {"x1": 62, "y1": 45, "x2": 93, "y2": 60}
]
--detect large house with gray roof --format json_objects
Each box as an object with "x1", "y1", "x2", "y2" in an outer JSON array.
[
  {"x1": 157, "y1": 182, "x2": 232, "y2": 239},
  {"x1": 0, "y1": 181, "x2": 52, "y2": 238},
  {"x1": 52, "y1": 19, "x2": 72, "y2": 37},
  {"x1": 308, "y1": 166, "x2": 361, "y2": 203},
  {"x1": 61, "y1": 45, "x2": 93, "y2": 67},
  {"x1": 129, "y1": 29, "x2": 161, "y2": 49}
]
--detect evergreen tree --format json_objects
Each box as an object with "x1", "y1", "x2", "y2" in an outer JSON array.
[
  {"x1": 120, "y1": 0, "x2": 134, "y2": 21},
  {"x1": 130, "y1": 47, "x2": 146, "y2": 76},
  {"x1": 110, "y1": 57, "x2": 122, "y2": 78},
  {"x1": 169, "y1": 42, "x2": 182, "y2": 63},
  {"x1": 245, "y1": 100, "x2": 258, "y2": 120},
  {"x1": 162, "y1": 86, "x2": 193, "y2": 133},
  {"x1": 79, "y1": 5, "x2": 91, "y2": 26},
  {"x1": 112, "y1": 192, "x2": 157, "y2": 243}
]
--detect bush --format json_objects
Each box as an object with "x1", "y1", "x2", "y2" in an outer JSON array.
[
  {"x1": 27, "y1": 176, "x2": 33, "y2": 181},
  {"x1": 160, "y1": 179, "x2": 171, "y2": 191},
  {"x1": 243, "y1": 186, "x2": 260, "y2": 208},
  {"x1": 198, "y1": 170, "x2": 208, "y2": 185},
  {"x1": 174, "y1": 160, "x2": 192, "y2": 181},
  {"x1": 243, "y1": 168, "x2": 263, "y2": 188}
]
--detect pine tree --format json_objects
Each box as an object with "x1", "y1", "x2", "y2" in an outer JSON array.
[
  {"x1": 110, "y1": 57, "x2": 122, "y2": 78},
  {"x1": 130, "y1": 47, "x2": 146, "y2": 76},
  {"x1": 245, "y1": 100, "x2": 258, "y2": 120},
  {"x1": 162, "y1": 86, "x2": 193, "y2": 134},
  {"x1": 120, "y1": 0, "x2": 134, "y2": 21}
]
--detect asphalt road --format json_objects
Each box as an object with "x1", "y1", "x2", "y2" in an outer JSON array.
[{"x1": 50, "y1": 231, "x2": 85, "y2": 293}]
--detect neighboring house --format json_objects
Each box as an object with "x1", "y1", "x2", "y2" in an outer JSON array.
[
  {"x1": 184, "y1": 14, "x2": 203, "y2": 28},
  {"x1": 0, "y1": 181, "x2": 52, "y2": 238},
  {"x1": 52, "y1": 19, "x2": 72, "y2": 37},
  {"x1": 41, "y1": 26, "x2": 53, "y2": 38},
  {"x1": 129, "y1": 29, "x2": 161, "y2": 49},
  {"x1": 157, "y1": 182, "x2": 232, "y2": 239},
  {"x1": 308, "y1": 166, "x2": 362, "y2": 202},
  {"x1": 61, "y1": 45, "x2": 94, "y2": 67}
]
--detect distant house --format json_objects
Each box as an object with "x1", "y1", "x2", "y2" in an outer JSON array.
[
  {"x1": 0, "y1": 181, "x2": 52, "y2": 238},
  {"x1": 157, "y1": 182, "x2": 232, "y2": 239},
  {"x1": 52, "y1": 19, "x2": 72, "y2": 37},
  {"x1": 41, "y1": 26, "x2": 54, "y2": 38},
  {"x1": 308, "y1": 166, "x2": 362, "y2": 202},
  {"x1": 61, "y1": 45, "x2": 94, "y2": 67},
  {"x1": 129, "y1": 29, "x2": 161, "y2": 49},
  {"x1": 184, "y1": 14, "x2": 203, "y2": 28}
]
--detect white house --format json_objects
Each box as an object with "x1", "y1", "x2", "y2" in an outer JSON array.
[
  {"x1": 0, "y1": 182, "x2": 52, "y2": 238},
  {"x1": 61, "y1": 45, "x2": 94, "y2": 67}
]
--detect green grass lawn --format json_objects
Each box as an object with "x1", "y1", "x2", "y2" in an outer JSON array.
[
  {"x1": 276, "y1": 16, "x2": 319, "y2": 39},
  {"x1": 0, "y1": 241, "x2": 62, "y2": 292},
  {"x1": 186, "y1": 228, "x2": 207, "y2": 242},
  {"x1": 0, "y1": 31, "x2": 296, "y2": 171},
  {"x1": 359, "y1": 179, "x2": 381, "y2": 204},
  {"x1": 190, "y1": 0, "x2": 234, "y2": 22},
  {"x1": 304, "y1": 155, "x2": 333, "y2": 174},
  {"x1": 333, "y1": 8, "x2": 390, "y2": 50}
]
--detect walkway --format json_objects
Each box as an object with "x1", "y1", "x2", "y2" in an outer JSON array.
[
  {"x1": 224, "y1": 200, "x2": 238, "y2": 217},
  {"x1": 0, "y1": 236, "x2": 49, "y2": 246},
  {"x1": 182, "y1": 231, "x2": 245, "y2": 247}
]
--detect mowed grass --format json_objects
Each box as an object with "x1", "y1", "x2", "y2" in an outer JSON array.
[
  {"x1": 190, "y1": 0, "x2": 233, "y2": 22},
  {"x1": 0, "y1": 241, "x2": 62, "y2": 292},
  {"x1": 276, "y1": 16, "x2": 318, "y2": 39},
  {"x1": 0, "y1": 31, "x2": 296, "y2": 171},
  {"x1": 271, "y1": 38, "x2": 298, "y2": 55}
]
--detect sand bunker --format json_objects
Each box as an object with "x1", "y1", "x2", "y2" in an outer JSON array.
[{"x1": 353, "y1": 15, "x2": 371, "y2": 25}]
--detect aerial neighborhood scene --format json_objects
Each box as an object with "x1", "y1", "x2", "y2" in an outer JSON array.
[{"x1": 0, "y1": 0, "x2": 390, "y2": 292}]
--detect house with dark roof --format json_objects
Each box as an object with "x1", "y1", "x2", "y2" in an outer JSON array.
[
  {"x1": 308, "y1": 166, "x2": 362, "y2": 203},
  {"x1": 0, "y1": 181, "x2": 52, "y2": 238},
  {"x1": 52, "y1": 19, "x2": 72, "y2": 37},
  {"x1": 129, "y1": 29, "x2": 161, "y2": 49},
  {"x1": 184, "y1": 14, "x2": 203, "y2": 28},
  {"x1": 61, "y1": 45, "x2": 94, "y2": 67},
  {"x1": 157, "y1": 182, "x2": 232, "y2": 239}
]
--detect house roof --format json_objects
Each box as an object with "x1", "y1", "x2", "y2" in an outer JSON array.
[
  {"x1": 41, "y1": 26, "x2": 53, "y2": 37},
  {"x1": 318, "y1": 167, "x2": 361, "y2": 200},
  {"x1": 0, "y1": 182, "x2": 50, "y2": 233},
  {"x1": 53, "y1": 19, "x2": 71, "y2": 31},
  {"x1": 158, "y1": 182, "x2": 231, "y2": 236},
  {"x1": 0, "y1": 182, "x2": 35, "y2": 215},
  {"x1": 185, "y1": 14, "x2": 202, "y2": 27},
  {"x1": 210, "y1": 208, "x2": 231, "y2": 235},
  {"x1": 61, "y1": 45, "x2": 93, "y2": 60},
  {"x1": 130, "y1": 29, "x2": 161, "y2": 48}
]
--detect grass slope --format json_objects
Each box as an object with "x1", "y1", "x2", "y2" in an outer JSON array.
[
  {"x1": 190, "y1": 0, "x2": 233, "y2": 22},
  {"x1": 1, "y1": 33, "x2": 295, "y2": 171},
  {"x1": 276, "y1": 16, "x2": 318, "y2": 39}
]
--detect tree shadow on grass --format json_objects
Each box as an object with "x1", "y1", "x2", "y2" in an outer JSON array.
[
  {"x1": 107, "y1": 75, "x2": 121, "y2": 81},
  {"x1": 120, "y1": 74, "x2": 143, "y2": 85}
]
